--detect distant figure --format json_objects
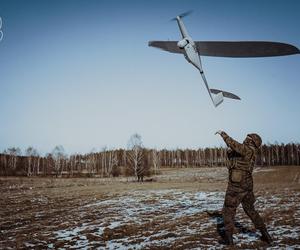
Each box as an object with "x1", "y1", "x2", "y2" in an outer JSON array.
[
  {"x1": 135, "y1": 160, "x2": 142, "y2": 182},
  {"x1": 215, "y1": 131, "x2": 272, "y2": 245},
  {"x1": 137, "y1": 172, "x2": 144, "y2": 182}
]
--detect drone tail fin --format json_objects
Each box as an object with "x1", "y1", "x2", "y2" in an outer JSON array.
[
  {"x1": 210, "y1": 88, "x2": 241, "y2": 100},
  {"x1": 212, "y1": 92, "x2": 224, "y2": 107}
]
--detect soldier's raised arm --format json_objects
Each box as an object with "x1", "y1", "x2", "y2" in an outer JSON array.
[{"x1": 215, "y1": 131, "x2": 252, "y2": 157}]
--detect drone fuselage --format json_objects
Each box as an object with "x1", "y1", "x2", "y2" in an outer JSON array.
[
  {"x1": 176, "y1": 16, "x2": 203, "y2": 72},
  {"x1": 183, "y1": 38, "x2": 203, "y2": 72}
]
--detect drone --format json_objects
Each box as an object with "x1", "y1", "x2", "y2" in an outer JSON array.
[{"x1": 149, "y1": 11, "x2": 300, "y2": 107}]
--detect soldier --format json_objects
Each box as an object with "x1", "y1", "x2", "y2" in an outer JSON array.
[{"x1": 215, "y1": 131, "x2": 273, "y2": 245}]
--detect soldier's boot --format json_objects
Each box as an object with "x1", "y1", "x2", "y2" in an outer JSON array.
[
  {"x1": 259, "y1": 227, "x2": 273, "y2": 244},
  {"x1": 219, "y1": 231, "x2": 234, "y2": 245}
]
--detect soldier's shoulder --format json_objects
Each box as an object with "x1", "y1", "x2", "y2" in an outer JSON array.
[{"x1": 245, "y1": 145, "x2": 256, "y2": 158}]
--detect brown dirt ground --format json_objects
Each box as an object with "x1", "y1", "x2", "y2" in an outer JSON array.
[{"x1": 0, "y1": 166, "x2": 299, "y2": 249}]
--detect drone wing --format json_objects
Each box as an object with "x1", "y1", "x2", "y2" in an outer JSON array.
[
  {"x1": 149, "y1": 41, "x2": 300, "y2": 57},
  {"x1": 195, "y1": 41, "x2": 300, "y2": 57},
  {"x1": 148, "y1": 41, "x2": 183, "y2": 54}
]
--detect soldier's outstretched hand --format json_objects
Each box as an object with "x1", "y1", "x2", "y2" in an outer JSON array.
[{"x1": 215, "y1": 130, "x2": 223, "y2": 136}]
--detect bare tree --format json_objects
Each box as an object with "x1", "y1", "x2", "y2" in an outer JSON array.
[
  {"x1": 69, "y1": 154, "x2": 76, "y2": 177},
  {"x1": 101, "y1": 146, "x2": 107, "y2": 177},
  {"x1": 52, "y1": 145, "x2": 66, "y2": 177},
  {"x1": 5, "y1": 147, "x2": 21, "y2": 174},
  {"x1": 152, "y1": 149, "x2": 160, "y2": 175},
  {"x1": 0, "y1": 153, "x2": 8, "y2": 175},
  {"x1": 107, "y1": 150, "x2": 118, "y2": 177},
  {"x1": 127, "y1": 133, "x2": 144, "y2": 180},
  {"x1": 25, "y1": 146, "x2": 39, "y2": 176},
  {"x1": 137, "y1": 148, "x2": 150, "y2": 182},
  {"x1": 87, "y1": 148, "x2": 97, "y2": 177}
]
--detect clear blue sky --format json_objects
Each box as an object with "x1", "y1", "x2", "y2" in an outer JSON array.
[{"x1": 0, "y1": 0, "x2": 299, "y2": 155}]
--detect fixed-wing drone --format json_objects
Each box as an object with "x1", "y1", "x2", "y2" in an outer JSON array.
[{"x1": 149, "y1": 12, "x2": 300, "y2": 107}]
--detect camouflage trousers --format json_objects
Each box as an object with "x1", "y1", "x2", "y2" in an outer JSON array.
[{"x1": 223, "y1": 185, "x2": 265, "y2": 234}]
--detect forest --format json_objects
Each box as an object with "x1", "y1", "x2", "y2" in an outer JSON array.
[{"x1": 1, "y1": 141, "x2": 299, "y2": 178}]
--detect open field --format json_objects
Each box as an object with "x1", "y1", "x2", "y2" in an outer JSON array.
[{"x1": 0, "y1": 166, "x2": 300, "y2": 249}]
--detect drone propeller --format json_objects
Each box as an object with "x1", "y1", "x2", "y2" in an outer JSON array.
[{"x1": 170, "y1": 10, "x2": 193, "y2": 21}]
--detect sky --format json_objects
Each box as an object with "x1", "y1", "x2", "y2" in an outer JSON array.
[{"x1": 0, "y1": 0, "x2": 299, "y2": 155}]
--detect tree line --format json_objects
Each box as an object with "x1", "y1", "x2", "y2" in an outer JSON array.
[{"x1": 1, "y1": 141, "x2": 299, "y2": 178}]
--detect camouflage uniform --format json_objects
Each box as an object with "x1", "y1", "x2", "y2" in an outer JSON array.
[{"x1": 219, "y1": 132, "x2": 271, "y2": 245}]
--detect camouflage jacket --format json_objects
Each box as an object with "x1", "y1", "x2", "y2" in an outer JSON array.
[{"x1": 220, "y1": 132, "x2": 256, "y2": 189}]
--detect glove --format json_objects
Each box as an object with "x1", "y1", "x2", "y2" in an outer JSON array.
[{"x1": 215, "y1": 130, "x2": 223, "y2": 135}]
